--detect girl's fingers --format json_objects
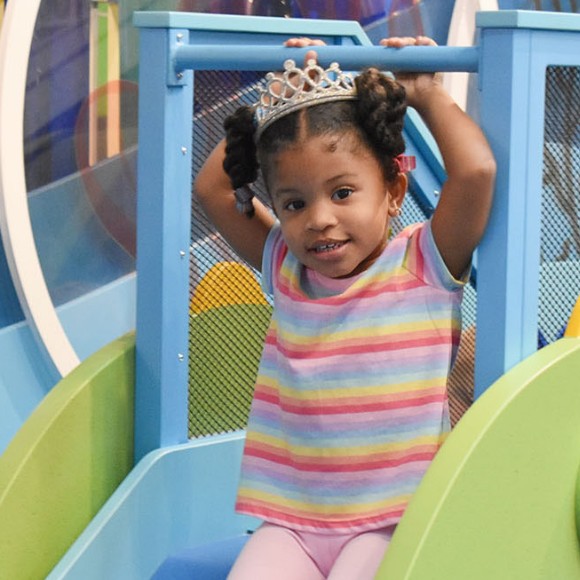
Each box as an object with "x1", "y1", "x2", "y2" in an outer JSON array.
[
  {"x1": 304, "y1": 49, "x2": 319, "y2": 64},
  {"x1": 415, "y1": 35, "x2": 437, "y2": 46},
  {"x1": 379, "y1": 36, "x2": 416, "y2": 48},
  {"x1": 284, "y1": 37, "x2": 326, "y2": 48},
  {"x1": 380, "y1": 36, "x2": 437, "y2": 48}
]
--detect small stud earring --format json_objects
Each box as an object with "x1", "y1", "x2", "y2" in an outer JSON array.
[{"x1": 393, "y1": 206, "x2": 402, "y2": 217}]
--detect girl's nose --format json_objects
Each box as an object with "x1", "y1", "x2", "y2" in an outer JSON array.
[{"x1": 306, "y1": 200, "x2": 338, "y2": 231}]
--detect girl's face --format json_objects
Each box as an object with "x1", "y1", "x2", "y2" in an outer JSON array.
[{"x1": 268, "y1": 133, "x2": 406, "y2": 279}]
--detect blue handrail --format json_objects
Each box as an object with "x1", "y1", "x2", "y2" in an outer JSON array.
[{"x1": 173, "y1": 45, "x2": 480, "y2": 73}]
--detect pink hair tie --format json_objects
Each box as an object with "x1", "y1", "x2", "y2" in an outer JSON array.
[{"x1": 394, "y1": 154, "x2": 416, "y2": 173}]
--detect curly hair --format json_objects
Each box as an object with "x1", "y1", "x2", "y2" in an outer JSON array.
[{"x1": 222, "y1": 67, "x2": 407, "y2": 216}]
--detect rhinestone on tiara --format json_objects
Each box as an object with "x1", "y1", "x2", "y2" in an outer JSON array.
[{"x1": 254, "y1": 59, "x2": 357, "y2": 140}]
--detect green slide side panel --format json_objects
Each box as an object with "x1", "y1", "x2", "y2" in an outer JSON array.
[
  {"x1": 0, "y1": 333, "x2": 135, "y2": 580},
  {"x1": 378, "y1": 338, "x2": 580, "y2": 580}
]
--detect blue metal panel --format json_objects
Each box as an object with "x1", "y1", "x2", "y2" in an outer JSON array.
[
  {"x1": 475, "y1": 20, "x2": 580, "y2": 396},
  {"x1": 135, "y1": 27, "x2": 193, "y2": 460},
  {"x1": 477, "y1": 9, "x2": 580, "y2": 32},
  {"x1": 133, "y1": 11, "x2": 368, "y2": 38},
  {"x1": 48, "y1": 433, "x2": 258, "y2": 580},
  {"x1": 476, "y1": 28, "x2": 538, "y2": 397}
]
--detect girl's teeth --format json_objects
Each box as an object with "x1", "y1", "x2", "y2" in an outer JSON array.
[{"x1": 316, "y1": 243, "x2": 339, "y2": 253}]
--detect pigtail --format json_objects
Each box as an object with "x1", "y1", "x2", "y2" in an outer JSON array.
[
  {"x1": 354, "y1": 69, "x2": 407, "y2": 180},
  {"x1": 223, "y1": 105, "x2": 259, "y2": 217}
]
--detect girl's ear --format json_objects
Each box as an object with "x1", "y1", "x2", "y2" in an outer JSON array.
[{"x1": 387, "y1": 173, "x2": 408, "y2": 217}]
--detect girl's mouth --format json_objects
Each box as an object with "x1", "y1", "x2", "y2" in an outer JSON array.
[{"x1": 311, "y1": 240, "x2": 347, "y2": 254}]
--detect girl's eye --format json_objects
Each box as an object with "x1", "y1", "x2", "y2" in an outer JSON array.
[
  {"x1": 332, "y1": 188, "x2": 353, "y2": 201},
  {"x1": 284, "y1": 199, "x2": 305, "y2": 212}
]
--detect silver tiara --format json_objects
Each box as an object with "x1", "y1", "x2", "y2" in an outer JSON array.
[{"x1": 254, "y1": 59, "x2": 357, "y2": 139}]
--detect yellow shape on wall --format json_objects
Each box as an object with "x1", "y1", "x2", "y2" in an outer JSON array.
[
  {"x1": 190, "y1": 261, "x2": 269, "y2": 315},
  {"x1": 565, "y1": 295, "x2": 580, "y2": 338}
]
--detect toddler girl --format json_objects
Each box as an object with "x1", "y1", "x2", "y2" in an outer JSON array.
[{"x1": 196, "y1": 36, "x2": 496, "y2": 580}]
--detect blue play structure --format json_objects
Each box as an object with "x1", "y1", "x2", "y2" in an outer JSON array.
[{"x1": 0, "y1": 8, "x2": 579, "y2": 580}]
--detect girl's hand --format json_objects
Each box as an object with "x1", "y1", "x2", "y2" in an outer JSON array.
[
  {"x1": 379, "y1": 36, "x2": 442, "y2": 112},
  {"x1": 285, "y1": 37, "x2": 326, "y2": 68}
]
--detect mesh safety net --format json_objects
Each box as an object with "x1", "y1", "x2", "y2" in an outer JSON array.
[{"x1": 540, "y1": 66, "x2": 580, "y2": 346}]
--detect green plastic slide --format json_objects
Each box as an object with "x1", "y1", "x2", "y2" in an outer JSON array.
[
  {"x1": 378, "y1": 337, "x2": 580, "y2": 579},
  {"x1": 0, "y1": 333, "x2": 135, "y2": 580}
]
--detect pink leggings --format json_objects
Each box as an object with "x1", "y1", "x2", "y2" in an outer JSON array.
[{"x1": 227, "y1": 523, "x2": 396, "y2": 580}]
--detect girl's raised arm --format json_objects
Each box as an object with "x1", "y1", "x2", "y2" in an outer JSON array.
[
  {"x1": 194, "y1": 139, "x2": 275, "y2": 272},
  {"x1": 381, "y1": 36, "x2": 496, "y2": 280}
]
